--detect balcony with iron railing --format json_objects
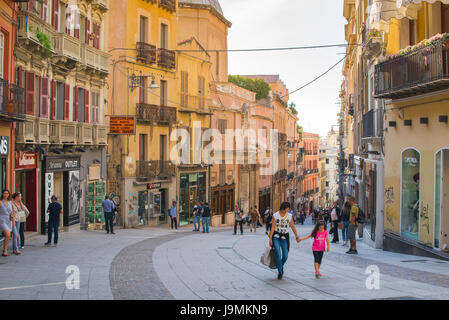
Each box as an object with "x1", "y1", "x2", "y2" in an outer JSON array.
[
  {"x1": 136, "y1": 160, "x2": 176, "y2": 180},
  {"x1": 375, "y1": 38, "x2": 449, "y2": 99},
  {"x1": 136, "y1": 42, "x2": 157, "y2": 65},
  {"x1": 159, "y1": 0, "x2": 176, "y2": 13},
  {"x1": 136, "y1": 103, "x2": 177, "y2": 125},
  {"x1": 0, "y1": 79, "x2": 26, "y2": 121},
  {"x1": 157, "y1": 48, "x2": 176, "y2": 69}
]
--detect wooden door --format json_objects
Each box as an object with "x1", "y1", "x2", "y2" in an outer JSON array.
[{"x1": 442, "y1": 150, "x2": 449, "y2": 251}]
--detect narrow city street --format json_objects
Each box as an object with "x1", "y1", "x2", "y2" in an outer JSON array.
[{"x1": 1, "y1": 218, "x2": 449, "y2": 300}]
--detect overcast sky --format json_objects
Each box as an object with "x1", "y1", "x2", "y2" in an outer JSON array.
[{"x1": 220, "y1": 0, "x2": 347, "y2": 137}]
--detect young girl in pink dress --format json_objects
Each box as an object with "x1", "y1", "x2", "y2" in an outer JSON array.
[{"x1": 299, "y1": 220, "x2": 330, "y2": 278}]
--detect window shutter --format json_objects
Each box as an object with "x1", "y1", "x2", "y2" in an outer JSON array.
[
  {"x1": 25, "y1": 71, "x2": 35, "y2": 116},
  {"x1": 40, "y1": 77, "x2": 49, "y2": 118},
  {"x1": 74, "y1": 11, "x2": 80, "y2": 39},
  {"x1": 50, "y1": 80, "x2": 56, "y2": 120},
  {"x1": 65, "y1": 5, "x2": 71, "y2": 35},
  {"x1": 74, "y1": 86, "x2": 78, "y2": 122},
  {"x1": 85, "y1": 18, "x2": 90, "y2": 44},
  {"x1": 42, "y1": 0, "x2": 48, "y2": 22},
  {"x1": 52, "y1": 0, "x2": 59, "y2": 31},
  {"x1": 93, "y1": 23, "x2": 100, "y2": 49},
  {"x1": 27, "y1": 0, "x2": 35, "y2": 11},
  {"x1": 64, "y1": 83, "x2": 70, "y2": 120},
  {"x1": 84, "y1": 89, "x2": 89, "y2": 123}
]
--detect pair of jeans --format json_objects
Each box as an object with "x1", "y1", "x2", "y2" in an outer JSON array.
[
  {"x1": 202, "y1": 217, "x2": 210, "y2": 233},
  {"x1": 104, "y1": 212, "x2": 114, "y2": 233},
  {"x1": 12, "y1": 222, "x2": 19, "y2": 251},
  {"x1": 193, "y1": 215, "x2": 201, "y2": 231},
  {"x1": 272, "y1": 236, "x2": 289, "y2": 274},
  {"x1": 47, "y1": 219, "x2": 59, "y2": 244},
  {"x1": 332, "y1": 221, "x2": 340, "y2": 242},
  {"x1": 170, "y1": 216, "x2": 177, "y2": 229},
  {"x1": 234, "y1": 220, "x2": 243, "y2": 234},
  {"x1": 342, "y1": 220, "x2": 349, "y2": 241},
  {"x1": 19, "y1": 222, "x2": 25, "y2": 247}
]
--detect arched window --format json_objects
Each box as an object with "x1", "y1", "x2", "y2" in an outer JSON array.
[{"x1": 401, "y1": 148, "x2": 420, "y2": 241}]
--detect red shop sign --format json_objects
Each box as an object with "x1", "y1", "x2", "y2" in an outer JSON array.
[{"x1": 15, "y1": 151, "x2": 37, "y2": 170}]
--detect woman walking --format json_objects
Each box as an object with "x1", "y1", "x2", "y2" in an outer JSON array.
[
  {"x1": 298, "y1": 220, "x2": 330, "y2": 278},
  {"x1": 341, "y1": 201, "x2": 351, "y2": 247},
  {"x1": 0, "y1": 189, "x2": 13, "y2": 256},
  {"x1": 12, "y1": 193, "x2": 29, "y2": 249},
  {"x1": 269, "y1": 202, "x2": 301, "y2": 280}
]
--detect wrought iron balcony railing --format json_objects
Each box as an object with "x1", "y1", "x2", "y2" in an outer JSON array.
[
  {"x1": 136, "y1": 160, "x2": 176, "y2": 180},
  {"x1": 159, "y1": 0, "x2": 176, "y2": 13},
  {"x1": 157, "y1": 48, "x2": 176, "y2": 69},
  {"x1": 375, "y1": 38, "x2": 449, "y2": 99},
  {"x1": 0, "y1": 79, "x2": 26, "y2": 120},
  {"x1": 136, "y1": 103, "x2": 177, "y2": 125},
  {"x1": 136, "y1": 42, "x2": 157, "y2": 65}
]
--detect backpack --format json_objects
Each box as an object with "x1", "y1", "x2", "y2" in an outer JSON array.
[{"x1": 356, "y1": 206, "x2": 365, "y2": 224}]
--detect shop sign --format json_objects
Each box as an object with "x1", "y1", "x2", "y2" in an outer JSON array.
[
  {"x1": 15, "y1": 151, "x2": 37, "y2": 170},
  {"x1": 109, "y1": 116, "x2": 136, "y2": 135},
  {"x1": 45, "y1": 172, "x2": 54, "y2": 222},
  {"x1": 147, "y1": 182, "x2": 162, "y2": 190},
  {"x1": 46, "y1": 156, "x2": 81, "y2": 172},
  {"x1": 0, "y1": 136, "x2": 9, "y2": 157}
]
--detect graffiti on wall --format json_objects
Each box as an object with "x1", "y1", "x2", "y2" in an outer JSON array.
[
  {"x1": 385, "y1": 206, "x2": 397, "y2": 228},
  {"x1": 385, "y1": 186, "x2": 395, "y2": 204},
  {"x1": 385, "y1": 186, "x2": 397, "y2": 228}
]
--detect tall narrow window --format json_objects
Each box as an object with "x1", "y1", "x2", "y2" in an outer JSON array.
[
  {"x1": 42, "y1": 0, "x2": 48, "y2": 22},
  {"x1": 139, "y1": 76, "x2": 146, "y2": 103},
  {"x1": 409, "y1": 20, "x2": 416, "y2": 45},
  {"x1": 52, "y1": 0, "x2": 59, "y2": 31},
  {"x1": 91, "y1": 92, "x2": 99, "y2": 124},
  {"x1": 401, "y1": 148, "x2": 420, "y2": 241},
  {"x1": 442, "y1": 4, "x2": 449, "y2": 33},
  {"x1": 85, "y1": 17, "x2": 90, "y2": 44},
  {"x1": 139, "y1": 134, "x2": 147, "y2": 162},
  {"x1": 180, "y1": 71, "x2": 188, "y2": 107},
  {"x1": 65, "y1": 5, "x2": 71, "y2": 35},
  {"x1": 92, "y1": 22, "x2": 100, "y2": 49},
  {"x1": 40, "y1": 77, "x2": 49, "y2": 118},
  {"x1": 161, "y1": 23, "x2": 168, "y2": 49},
  {"x1": 25, "y1": 71, "x2": 35, "y2": 116},
  {"x1": 160, "y1": 80, "x2": 167, "y2": 106},
  {"x1": 0, "y1": 32, "x2": 4, "y2": 79},
  {"x1": 140, "y1": 16, "x2": 147, "y2": 43},
  {"x1": 56, "y1": 81, "x2": 64, "y2": 120},
  {"x1": 160, "y1": 135, "x2": 166, "y2": 161},
  {"x1": 198, "y1": 76, "x2": 205, "y2": 109}
]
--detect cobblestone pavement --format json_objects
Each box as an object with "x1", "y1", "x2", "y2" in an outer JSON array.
[{"x1": 1, "y1": 222, "x2": 449, "y2": 300}]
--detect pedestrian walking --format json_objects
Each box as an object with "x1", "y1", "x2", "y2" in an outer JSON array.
[
  {"x1": 265, "y1": 209, "x2": 273, "y2": 235},
  {"x1": 330, "y1": 201, "x2": 341, "y2": 243},
  {"x1": 347, "y1": 197, "x2": 359, "y2": 254},
  {"x1": 201, "y1": 202, "x2": 211, "y2": 233},
  {"x1": 233, "y1": 204, "x2": 243, "y2": 235},
  {"x1": 268, "y1": 202, "x2": 301, "y2": 280},
  {"x1": 341, "y1": 201, "x2": 351, "y2": 246},
  {"x1": 298, "y1": 220, "x2": 330, "y2": 278},
  {"x1": 45, "y1": 195, "x2": 62, "y2": 247},
  {"x1": 0, "y1": 189, "x2": 13, "y2": 256},
  {"x1": 299, "y1": 211, "x2": 305, "y2": 225},
  {"x1": 249, "y1": 206, "x2": 262, "y2": 233},
  {"x1": 169, "y1": 201, "x2": 178, "y2": 230},
  {"x1": 12, "y1": 192, "x2": 29, "y2": 250},
  {"x1": 102, "y1": 195, "x2": 116, "y2": 234}
]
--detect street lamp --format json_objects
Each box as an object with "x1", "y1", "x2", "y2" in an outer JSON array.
[{"x1": 129, "y1": 73, "x2": 160, "y2": 91}]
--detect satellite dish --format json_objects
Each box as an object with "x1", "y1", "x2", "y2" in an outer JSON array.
[{"x1": 242, "y1": 102, "x2": 248, "y2": 113}]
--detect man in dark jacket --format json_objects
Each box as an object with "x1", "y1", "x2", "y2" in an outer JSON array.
[
  {"x1": 201, "y1": 202, "x2": 211, "y2": 233},
  {"x1": 330, "y1": 201, "x2": 342, "y2": 243}
]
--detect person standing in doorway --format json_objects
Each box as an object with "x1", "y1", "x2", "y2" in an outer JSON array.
[
  {"x1": 102, "y1": 195, "x2": 116, "y2": 234},
  {"x1": 347, "y1": 197, "x2": 359, "y2": 254},
  {"x1": 0, "y1": 189, "x2": 13, "y2": 256},
  {"x1": 269, "y1": 202, "x2": 301, "y2": 280},
  {"x1": 233, "y1": 204, "x2": 243, "y2": 235},
  {"x1": 330, "y1": 201, "x2": 341, "y2": 243},
  {"x1": 46, "y1": 195, "x2": 62, "y2": 246},
  {"x1": 169, "y1": 201, "x2": 178, "y2": 230},
  {"x1": 201, "y1": 202, "x2": 211, "y2": 233},
  {"x1": 193, "y1": 201, "x2": 202, "y2": 232}
]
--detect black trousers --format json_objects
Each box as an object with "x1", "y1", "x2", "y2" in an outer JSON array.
[
  {"x1": 171, "y1": 216, "x2": 178, "y2": 229},
  {"x1": 332, "y1": 221, "x2": 339, "y2": 242},
  {"x1": 266, "y1": 222, "x2": 272, "y2": 233},
  {"x1": 19, "y1": 222, "x2": 25, "y2": 247},
  {"x1": 234, "y1": 220, "x2": 243, "y2": 234},
  {"x1": 104, "y1": 212, "x2": 114, "y2": 233}
]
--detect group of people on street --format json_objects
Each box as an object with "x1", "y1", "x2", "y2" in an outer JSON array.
[
  {"x1": 192, "y1": 201, "x2": 211, "y2": 233},
  {"x1": 0, "y1": 189, "x2": 30, "y2": 256},
  {"x1": 233, "y1": 204, "x2": 265, "y2": 235},
  {"x1": 264, "y1": 197, "x2": 364, "y2": 280}
]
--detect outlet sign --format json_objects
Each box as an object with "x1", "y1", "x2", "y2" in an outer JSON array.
[{"x1": 0, "y1": 136, "x2": 9, "y2": 157}]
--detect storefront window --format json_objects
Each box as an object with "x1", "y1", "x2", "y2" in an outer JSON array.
[
  {"x1": 435, "y1": 151, "x2": 442, "y2": 248},
  {"x1": 179, "y1": 172, "x2": 207, "y2": 226},
  {"x1": 87, "y1": 181, "x2": 106, "y2": 229},
  {"x1": 401, "y1": 149, "x2": 420, "y2": 241}
]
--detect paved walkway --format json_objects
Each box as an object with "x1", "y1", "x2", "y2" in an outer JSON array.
[{"x1": 0, "y1": 222, "x2": 449, "y2": 300}]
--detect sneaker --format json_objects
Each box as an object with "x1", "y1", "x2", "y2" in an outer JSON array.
[
  {"x1": 53, "y1": 243, "x2": 58, "y2": 247},
  {"x1": 277, "y1": 273, "x2": 283, "y2": 280},
  {"x1": 315, "y1": 272, "x2": 320, "y2": 279},
  {"x1": 111, "y1": 232, "x2": 115, "y2": 234},
  {"x1": 346, "y1": 250, "x2": 357, "y2": 254},
  {"x1": 45, "y1": 242, "x2": 51, "y2": 246}
]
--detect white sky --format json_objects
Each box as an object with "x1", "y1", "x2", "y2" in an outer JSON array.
[{"x1": 220, "y1": 0, "x2": 347, "y2": 137}]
